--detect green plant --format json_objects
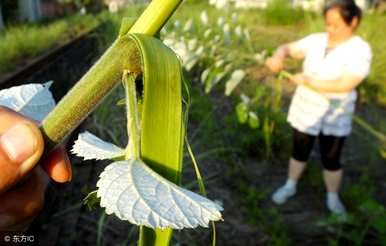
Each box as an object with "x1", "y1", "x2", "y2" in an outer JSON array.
[
  {"x1": 239, "y1": 184, "x2": 292, "y2": 245},
  {"x1": 32, "y1": 1, "x2": 223, "y2": 245}
]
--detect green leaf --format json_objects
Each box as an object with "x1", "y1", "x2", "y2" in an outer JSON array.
[
  {"x1": 236, "y1": 102, "x2": 248, "y2": 124},
  {"x1": 127, "y1": 34, "x2": 186, "y2": 246},
  {"x1": 116, "y1": 98, "x2": 126, "y2": 106},
  {"x1": 248, "y1": 112, "x2": 260, "y2": 129},
  {"x1": 255, "y1": 85, "x2": 266, "y2": 100},
  {"x1": 0, "y1": 82, "x2": 55, "y2": 122},
  {"x1": 224, "y1": 69, "x2": 246, "y2": 96},
  {"x1": 96, "y1": 159, "x2": 223, "y2": 229},
  {"x1": 201, "y1": 68, "x2": 211, "y2": 84},
  {"x1": 359, "y1": 199, "x2": 383, "y2": 214},
  {"x1": 373, "y1": 215, "x2": 386, "y2": 233},
  {"x1": 83, "y1": 191, "x2": 101, "y2": 211},
  {"x1": 71, "y1": 131, "x2": 125, "y2": 161}
]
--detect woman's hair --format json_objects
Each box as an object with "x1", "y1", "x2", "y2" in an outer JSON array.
[{"x1": 323, "y1": 0, "x2": 362, "y2": 26}]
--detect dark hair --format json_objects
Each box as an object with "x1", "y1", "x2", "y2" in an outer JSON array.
[{"x1": 323, "y1": 0, "x2": 362, "y2": 26}]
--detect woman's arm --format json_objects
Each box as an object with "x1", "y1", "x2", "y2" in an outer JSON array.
[
  {"x1": 274, "y1": 42, "x2": 306, "y2": 60},
  {"x1": 265, "y1": 42, "x2": 305, "y2": 73},
  {"x1": 306, "y1": 74, "x2": 364, "y2": 93}
]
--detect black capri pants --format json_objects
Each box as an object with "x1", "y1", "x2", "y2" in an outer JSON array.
[{"x1": 291, "y1": 127, "x2": 345, "y2": 171}]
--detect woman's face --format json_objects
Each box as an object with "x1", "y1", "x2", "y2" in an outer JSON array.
[{"x1": 325, "y1": 7, "x2": 357, "y2": 41}]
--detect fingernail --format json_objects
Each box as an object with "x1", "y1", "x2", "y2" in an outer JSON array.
[{"x1": 0, "y1": 123, "x2": 37, "y2": 164}]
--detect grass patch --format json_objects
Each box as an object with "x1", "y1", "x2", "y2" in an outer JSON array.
[
  {"x1": 262, "y1": 0, "x2": 307, "y2": 26},
  {"x1": 239, "y1": 183, "x2": 292, "y2": 245},
  {"x1": 0, "y1": 13, "x2": 100, "y2": 75}
]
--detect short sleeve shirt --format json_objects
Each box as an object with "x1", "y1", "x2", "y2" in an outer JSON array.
[{"x1": 287, "y1": 33, "x2": 372, "y2": 136}]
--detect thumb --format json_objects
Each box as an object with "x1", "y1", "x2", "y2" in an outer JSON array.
[{"x1": 0, "y1": 122, "x2": 44, "y2": 193}]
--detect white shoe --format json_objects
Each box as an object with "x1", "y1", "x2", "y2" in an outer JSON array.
[
  {"x1": 272, "y1": 186, "x2": 296, "y2": 205},
  {"x1": 327, "y1": 193, "x2": 346, "y2": 215}
]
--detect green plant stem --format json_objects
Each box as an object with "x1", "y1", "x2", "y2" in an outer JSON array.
[
  {"x1": 129, "y1": 0, "x2": 182, "y2": 35},
  {"x1": 352, "y1": 115, "x2": 386, "y2": 143},
  {"x1": 41, "y1": 37, "x2": 140, "y2": 152},
  {"x1": 40, "y1": 0, "x2": 182, "y2": 154},
  {"x1": 124, "y1": 72, "x2": 141, "y2": 159}
]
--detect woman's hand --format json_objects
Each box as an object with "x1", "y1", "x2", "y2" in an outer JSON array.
[
  {"x1": 0, "y1": 106, "x2": 72, "y2": 231},
  {"x1": 265, "y1": 56, "x2": 284, "y2": 73},
  {"x1": 288, "y1": 73, "x2": 312, "y2": 86}
]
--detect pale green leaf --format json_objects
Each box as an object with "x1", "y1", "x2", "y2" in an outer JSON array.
[
  {"x1": 248, "y1": 111, "x2": 260, "y2": 129},
  {"x1": 200, "y1": 11, "x2": 209, "y2": 25},
  {"x1": 97, "y1": 159, "x2": 223, "y2": 229},
  {"x1": 201, "y1": 68, "x2": 211, "y2": 84},
  {"x1": 183, "y1": 19, "x2": 193, "y2": 32},
  {"x1": 225, "y1": 69, "x2": 246, "y2": 96},
  {"x1": 71, "y1": 131, "x2": 125, "y2": 161},
  {"x1": 236, "y1": 102, "x2": 248, "y2": 123},
  {"x1": 0, "y1": 82, "x2": 55, "y2": 122},
  {"x1": 215, "y1": 59, "x2": 225, "y2": 68},
  {"x1": 217, "y1": 17, "x2": 225, "y2": 26},
  {"x1": 240, "y1": 93, "x2": 251, "y2": 104},
  {"x1": 187, "y1": 38, "x2": 198, "y2": 51},
  {"x1": 204, "y1": 29, "x2": 212, "y2": 39},
  {"x1": 184, "y1": 54, "x2": 199, "y2": 71}
]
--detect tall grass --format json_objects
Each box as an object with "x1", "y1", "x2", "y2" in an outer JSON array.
[
  {"x1": 262, "y1": 0, "x2": 306, "y2": 25},
  {"x1": 0, "y1": 22, "x2": 67, "y2": 73},
  {"x1": 359, "y1": 14, "x2": 386, "y2": 105},
  {"x1": 0, "y1": 14, "x2": 99, "y2": 75}
]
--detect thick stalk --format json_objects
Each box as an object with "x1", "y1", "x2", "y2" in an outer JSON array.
[
  {"x1": 41, "y1": 37, "x2": 140, "y2": 152},
  {"x1": 40, "y1": 0, "x2": 182, "y2": 153},
  {"x1": 129, "y1": 0, "x2": 182, "y2": 35}
]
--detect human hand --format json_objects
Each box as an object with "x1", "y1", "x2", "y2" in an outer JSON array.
[
  {"x1": 0, "y1": 106, "x2": 71, "y2": 231},
  {"x1": 265, "y1": 56, "x2": 284, "y2": 73},
  {"x1": 288, "y1": 73, "x2": 312, "y2": 86}
]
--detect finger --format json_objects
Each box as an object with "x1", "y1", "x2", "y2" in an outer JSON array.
[
  {"x1": 0, "y1": 107, "x2": 44, "y2": 193},
  {"x1": 0, "y1": 167, "x2": 48, "y2": 230},
  {"x1": 42, "y1": 147, "x2": 72, "y2": 183}
]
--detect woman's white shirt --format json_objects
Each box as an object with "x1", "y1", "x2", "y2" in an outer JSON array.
[{"x1": 287, "y1": 33, "x2": 372, "y2": 136}]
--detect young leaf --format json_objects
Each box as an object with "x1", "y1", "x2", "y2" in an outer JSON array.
[
  {"x1": 83, "y1": 190, "x2": 101, "y2": 211},
  {"x1": 200, "y1": 11, "x2": 209, "y2": 25},
  {"x1": 225, "y1": 69, "x2": 246, "y2": 96},
  {"x1": 0, "y1": 82, "x2": 55, "y2": 122},
  {"x1": 236, "y1": 102, "x2": 248, "y2": 124},
  {"x1": 201, "y1": 68, "x2": 211, "y2": 84},
  {"x1": 205, "y1": 71, "x2": 227, "y2": 94},
  {"x1": 183, "y1": 19, "x2": 193, "y2": 32},
  {"x1": 248, "y1": 111, "x2": 260, "y2": 129},
  {"x1": 204, "y1": 29, "x2": 212, "y2": 39},
  {"x1": 71, "y1": 131, "x2": 125, "y2": 161},
  {"x1": 184, "y1": 54, "x2": 200, "y2": 71},
  {"x1": 97, "y1": 159, "x2": 223, "y2": 229},
  {"x1": 240, "y1": 93, "x2": 251, "y2": 104}
]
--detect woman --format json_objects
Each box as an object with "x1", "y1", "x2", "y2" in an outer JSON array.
[{"x1": 265, "y1": 0, "x2": 372, "y2": 214}]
